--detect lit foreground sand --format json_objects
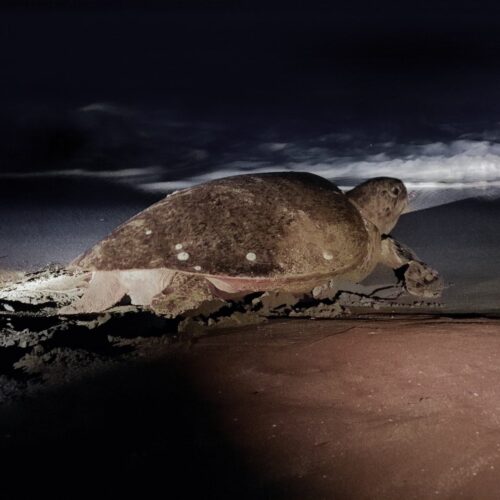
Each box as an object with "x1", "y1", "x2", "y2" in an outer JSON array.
[
  {"x1": 184, "y1": 318, "x2": 500, "y2": 499},
  {"x1": 2, "y1": 316, "x2": 500, "y2": 498}
]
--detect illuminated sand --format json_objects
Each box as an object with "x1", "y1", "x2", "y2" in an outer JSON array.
[
  {"x1": 182, "y1": 318, "x2": 500, "y2": 499},
  {"x1": 1, "y1": 316, "x2": 500, "y2": 498}
]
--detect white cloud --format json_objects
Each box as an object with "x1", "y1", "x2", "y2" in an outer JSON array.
[
  {"x1": 0, "y1": 166, "x2": 164, "y2": 180},
  {"x1": 141, "y1": 140, "x2": 500, "y2": 188},
  {"x1": 5, "y1": 135, "x2": 500, "y2": 212},
  {"x1": 139, "y1": 140, "x2": 500, "y2": 211},
  {"x1": 140, "y1": 164, "x2": 285, "y2": 192},
  {"x1": 259, "y1": 142, "x2": 288, "y2": 152},
  {"x1": 302, "y1": 153, "x2": 500, "y2": 184}
]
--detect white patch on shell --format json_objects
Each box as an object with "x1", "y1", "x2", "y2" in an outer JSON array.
[
  {"x1": 194, "y1": 265, "x2": 202, "y2": 271},
  {"x1": 323, "y1": 251, "x2": 334, "y2": 260},
  {"x1": 175, "y1": 243, "x2": 183, "y2": 250},
  {"x1": 246, "y1": 252, "x2": 257, "y2": 262},
  {"x1": 177, "y1": 252, "x2": 190, "y2": 261},
  {"x1": 145, "y1": 229, "x2": 153, "y2": 235}
]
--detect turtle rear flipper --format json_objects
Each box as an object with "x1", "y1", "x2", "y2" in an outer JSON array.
[
  {"x1": 59, "y1": 271, "x2": 127, "y2": 314},
  {"x1": 150, "y1": 273, "x2": 226, "y2": 318},
  {"x1": 60, "y1": 269, "x2": 175, "y2": 314}
]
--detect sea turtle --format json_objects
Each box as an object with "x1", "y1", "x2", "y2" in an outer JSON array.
[{"x1": 60, "y1": 172, "x2": 443, "y2": 317}]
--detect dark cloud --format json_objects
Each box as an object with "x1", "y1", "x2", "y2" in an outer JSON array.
[{"x1": 0, "y1": 107, "x2": 143, "y2": 172}]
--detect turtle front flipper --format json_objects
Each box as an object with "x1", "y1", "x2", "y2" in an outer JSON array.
[
  {"x1": 380, "y1": 236, "x2": 444, "y2": 298},
  {"x1": 402, "y1": 261, "x2": 443, "y2": 298}
]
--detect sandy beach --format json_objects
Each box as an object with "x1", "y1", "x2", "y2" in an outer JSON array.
[
  {"x1": 0, "y1": 315, "x2": 499, "y2": 498},
  {"x1": 0, "y1": 185, "x2": 498, "y2": 498}
]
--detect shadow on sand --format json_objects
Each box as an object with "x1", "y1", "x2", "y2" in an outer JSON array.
[{"x1": 0, "y1": 354, "x2": 286, "y2": 499}]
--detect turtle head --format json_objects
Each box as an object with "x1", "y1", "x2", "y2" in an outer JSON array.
[{"x1": 346, "y1": 177, "x2": 408, "y2": 234}]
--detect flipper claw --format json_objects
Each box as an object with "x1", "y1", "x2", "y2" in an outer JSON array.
[{"x1": 402, "y1": 260, "x2": 444, "y2": 299}]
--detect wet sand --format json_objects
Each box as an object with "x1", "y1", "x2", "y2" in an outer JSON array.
[{"x1": 2, "y1": 316, "x2": 500, "y2": 498}]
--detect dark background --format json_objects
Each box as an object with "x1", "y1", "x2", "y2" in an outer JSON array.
[
  {"x1": 4, "y1": 0, "x2": 500, "y2": 172},
  {"x1": 4, "y1": 1, "x2": 500, "y2": 114}
]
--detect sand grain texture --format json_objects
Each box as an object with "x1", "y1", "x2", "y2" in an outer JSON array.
[
  {"x1": 180, "y1": 318, "x2": 500, "y2": 499},
  {"x1": 1, "y1": 317, "x2": 500, "y2": 498}
]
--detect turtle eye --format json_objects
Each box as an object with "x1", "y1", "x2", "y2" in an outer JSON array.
[{"x1": 390, "y1": 186, "x2": 400, "y2": 196}]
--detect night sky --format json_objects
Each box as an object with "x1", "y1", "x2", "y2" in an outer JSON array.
[
  {"x1": 5, "y1": 0, "x2": 500, "y2": 169},
  {"x1": 2, "y1": 0, "x2": 500, "y2": 288},
  {"x1": 4, "y1": 1, "x2": 500, "y2": 120}
]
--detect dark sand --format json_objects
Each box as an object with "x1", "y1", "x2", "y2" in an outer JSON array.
[{"x1": 2, "y1": 317, "x2": 500, "y2": 499}]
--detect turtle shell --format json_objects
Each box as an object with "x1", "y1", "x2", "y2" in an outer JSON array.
[{"x1": 73, "y1": 172, "x2": 371, "y2": 279}]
